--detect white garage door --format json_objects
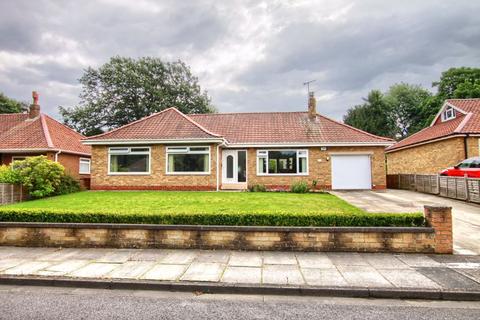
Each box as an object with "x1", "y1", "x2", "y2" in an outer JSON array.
[{"x1": 331, "y1": 155, "x2": 372, "y2": 190}]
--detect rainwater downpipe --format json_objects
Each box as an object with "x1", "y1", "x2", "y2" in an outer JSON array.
[{"x1": 54, "y1": 150, "x2": 62, "y2": 162}]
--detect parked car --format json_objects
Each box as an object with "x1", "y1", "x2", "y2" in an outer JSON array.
[{"x1": 439, "y1": 157, "x2": 480, "y2": 178}]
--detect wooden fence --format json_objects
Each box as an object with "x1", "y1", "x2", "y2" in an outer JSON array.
[
  {"x1": 0, "y1": 183, "x2": 24, "y2": 205},
  {"x1": 387, "y1": 174, "x2": 480, "y2": 204}
]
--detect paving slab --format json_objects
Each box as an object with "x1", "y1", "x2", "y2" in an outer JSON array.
[
  {"x1": 416, "y1": 267, "x2": 480, "y2": 291},
  {"x1": 159, "y1": 250, "x2": 198, "y2": 264},
  {"x1": 363, "y1": 253, "x2": 410, "y2": 269},
  {"x1": 70, "y1": 248, "x2": 112, "y2": 260},
  {"x1": 2, "y1": 261, "x2": 52, "y2": 275},
  {"x1": 37, "y1": 260, "x2": 90, "y2": 276},
  {"x1": 97, "y1": 249, "x2": 137, "y2": 263},
  {"x1": 453, "y1": 268, "x2": 480, "y2": 284},
  {"x1": 377, "y1": 268, "x2": 440, "y2": 289},
  {"x1": 301, "y1": 268, "x2": 348, "y2": 286},
  {"x1": 337, "y1": 265, "x2": 393, "y2": 288},
  {"x1": 2, "y1": 247, "x2": 57, "y2": 259},
  {"x1": 0, "y1": 259, "x2": 27, "y2": 272},
  {"x1": 106, "y1": 261, "x2": 156, "y2": 279},
  {"x1": 141, "y1": 264, "x2": 187, "y2": 281},
  {"x1": 396, "y1": 254, "x2": 443, "y2": 268},
  {"x1": 195, "y1": 250, "x2": 230, "y2": 263},
  {"x1": 262, "y1": 265, "x2": 304, "y2": 285},
  {"x1": 129, "y1": 249, "x2": 169, "y2": 261},
  {"x1": 296, "y1": 253, "x2": 334, "y2": 268},
  {"x1": 229, "y1": 251, "x2": 262, "y2": 267},
  {"x1": 221, "y1": 266, "x2": 262, "y2": 284},
  {"x1": 37, "y1": 249, "x2": 85, "y2": 262},
  {"x1": 263, "y1": 252, "x2": 297, "y2": 265},
  {"x1": 69, "y1": 263, "x2": 120, "y2": 278},
  {"x1": 327, "y1": 252, "x2": 369, "y2": 266},
  {"x1": 181, "y1": 262, "x2": 225, "y2": 282}
]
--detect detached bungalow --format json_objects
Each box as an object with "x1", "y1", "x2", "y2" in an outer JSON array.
[
  {"x1": 0, "y1": 92, "x2": 92, "y2": 187},
  {"x1": 83, "y1": 93, "x2": 394, "y2": 191},
  {"x1": 386, "y1": 99, "x2": 480, "y2": 174}
]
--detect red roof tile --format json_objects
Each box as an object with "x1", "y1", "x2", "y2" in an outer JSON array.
[
  {"x1": 0, "y1": 113, "x2": 91, "y2": 155},
  {"x1": 85, "y1": 108, "x2": 393, "y2": 145},
  {"x1": 387, "y1": 99, "x2": 480, "y2": 152},
  {"x1": 86, "y1": 108, "x2": 221, "y2": 141}
]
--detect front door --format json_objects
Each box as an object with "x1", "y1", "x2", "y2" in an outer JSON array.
[{"x1": 222, "y1": 150, "x2": 247, "y2": 185}]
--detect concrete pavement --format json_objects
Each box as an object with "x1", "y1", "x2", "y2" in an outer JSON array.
[
  {"x1": 331, "y1": 189, "x2": 480, "y2": 255},
  {"x1": 1, "y1": 247, "x2": 480, "y2": 300},
  {"x1": 1, "y1": 285, "x2": 480, "y2": 320}
]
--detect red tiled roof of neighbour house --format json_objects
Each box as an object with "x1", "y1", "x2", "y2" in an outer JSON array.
[
  {"x1": 386, "y1": 98, "x2": 480, "y2": 152},
  {"x1": 85, "y1": 108, "x2": 393, "y2": 145},
  {"x1": 84, "y1": 107, "x2": 223, "y2": 141},
  {"x1": 190, "y1": 112, "x2": 394, "y2": 144},
  {"x1": 0, "y1": 113, "x2": 91, "y2": 155}
]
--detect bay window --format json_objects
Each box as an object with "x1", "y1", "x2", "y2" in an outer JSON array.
[
  {"x1": 166, "y1": 146, "x2": 210, "y2": 174},
  {"x1": 109, "y1": 147, "x2": 150, "y2": 174},
  {"x1": 257, "y1": 150, "x2": 308, "y2": 175}
]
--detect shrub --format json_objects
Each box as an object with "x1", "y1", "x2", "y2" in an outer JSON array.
[
  {"x1": 54, "y1": 175, "x2": 81, "y2": 195},
  {"x1": 11, "y1": 156, "x2": 65, "y2": 198},
  {"x1": 0, "y1": 165, "x2": 20, "y2": 184},
  {"x1": 290, "y1": 181, "x2": 310, "y2": 193},
  {"x1": 312, "y1": 179, "x2": 318, "y2": 189},
  {"x1": 0, "y1": 207, "x2": 426, "y2": 227},
  {"x1": 248, "y1": 184, "x2": 267, "y2": 192}
]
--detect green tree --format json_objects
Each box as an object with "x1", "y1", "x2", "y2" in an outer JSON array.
[
  {"x1": 60, "y1": 56, "x2": 215, "y2": 136},
  {"x1": 384, "y1": 83, "x2": 432, "y2": 138},
  {"x1": 0, "y1": 92, "x2": 28, "y2": 114},
  {"x1": 433, "y1": 67, "x2": 480, "y2": 99},
  {"x1": 343, "y1": 90, "x2": 395, "y2": 138}
]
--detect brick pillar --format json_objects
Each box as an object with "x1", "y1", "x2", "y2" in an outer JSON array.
[{"x1": 424, "y1": 205, "x2": 453, "y2": 254}]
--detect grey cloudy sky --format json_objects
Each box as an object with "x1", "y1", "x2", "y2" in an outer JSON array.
[{"x1": 1, "y1": 0, "x2": 479, "y2": 121}]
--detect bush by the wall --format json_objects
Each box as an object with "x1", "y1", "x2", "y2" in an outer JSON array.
[
  {"x1": 11, "y1": 156, "x2": 65, "y2": 198},
  {"x1": 54, "y1": 175, "x2": 81, "y2": 195},
  {"x1": 0, "y1": 207, "x2": 426, "y2": 227},
  {"x1": 290, "y1": 181, "x2": 310, "y2": 193},
  {"x1": 0, "y1": 165, "x2": 20, "y2": 184},
  {"x1": 248, "y1": 184, "x2": 267, "y2": 192}
]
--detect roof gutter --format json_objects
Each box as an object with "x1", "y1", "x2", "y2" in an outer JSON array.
[
  {"x1": 82, "y1": 138, "x2": 225, "y2": 145},
  {"x1": 385, "y1": 133, "x2": 480, "y2": 153},
  {"x1": 223, "y1": 142, "x2": 394, "y2": 148}
]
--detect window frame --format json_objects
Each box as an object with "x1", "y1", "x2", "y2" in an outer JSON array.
[
  {"x1": 256, "y1": 149, "x2": 309, "y2": 176},
  {"x1": 79, "y1": 158, "x2": 91, "y2": 174},
  {"x1": 11, "y1": 156, "x2": 27, "y2": 162},
  {"x1": 165, "y1": 146, "x2": 211, "y2": 175},
  {"x1": 107, "y1": 146, "x2": 151, "y2": 175},
  {"x1": 442, "y1": 106, "x2": 456, "y2": 121}
]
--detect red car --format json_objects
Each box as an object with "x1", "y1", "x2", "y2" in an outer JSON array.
[{"x1": 440, "y1": 157, "x2": 480, "y2": 178}]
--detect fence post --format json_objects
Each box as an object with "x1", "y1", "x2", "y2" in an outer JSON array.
[{"x1": 465, "y1": 176, "x2": 470, "y2": 202}]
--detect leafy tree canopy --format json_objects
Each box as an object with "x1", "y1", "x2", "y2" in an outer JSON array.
[
  {"x1": 343, "y1": 90, "x2": 395, "y2": 138},
  {"x1": 433, "y1": 67, "x2": 480, "y2": 99},
  {"x1": 60, "y1": 56, "x2": 215, "y2": 136},
  {"x1": 0, "y1": 92, "x2": 28, "y2": 114}
]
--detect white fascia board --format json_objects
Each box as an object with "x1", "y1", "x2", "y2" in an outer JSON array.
[
  {"x1": 430, "y1": 101, "x2": 469, "y2": 126},
  {"x1": 385, "y1": 134, "x2": 468, "y2": 153},
  {"x1": 82, "y1": 138, "x2": 225, "y2": 145},
  {"x1": 224, "y1": 142, "x2": 394, "y2": 148}
]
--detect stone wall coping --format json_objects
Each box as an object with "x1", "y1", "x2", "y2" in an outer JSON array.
[{"x1": 0, "y1": 222, "x2": 434, "y2": 233}]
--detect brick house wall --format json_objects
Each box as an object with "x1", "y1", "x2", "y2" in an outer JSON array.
[
  {"x1": 90, "y1": 144, "x2": 218, "y2": 190},
  {"x1": 386, "y1": 137, "x2": 480, "y2": 175},
  {"x1": 90, "y1": 144, "x2": 386, "y2": 190},
  {"x1": 245, "y1": 146, "x2": 387, "y2": 190}
]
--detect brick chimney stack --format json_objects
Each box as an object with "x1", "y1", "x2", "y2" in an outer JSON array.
[
  {"x1": 308, "y1": 91, "x2": 317, "y2": 120},
  {"x1": 29, "y1": 91, "x2": 40, "y2": 119}
]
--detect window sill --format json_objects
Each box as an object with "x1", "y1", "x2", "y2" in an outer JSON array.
[
  {"x1": 256, "y1": 173, "x2": 309, "y2": 177},
  {"x1": 107, "y1": 172, "x2": 151, "y2": 176},
  {"x1": 165, "y1": 172, "x2": 211, "y2": 176}
]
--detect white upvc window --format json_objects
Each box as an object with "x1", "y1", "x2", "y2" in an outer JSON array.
[
  {"x1": 108, "y1": 147, "x2": 151, "y2": 175},
  {"x1": 11, "y1": 156, "x2": 27, "y2": 162},
  {"x1": 257, "y1": 149, "x2": 308, "y2": 175},
  {"x1": 79, "y1": 158, "x2": 91, "y2": 174},
  {"x1": 442, "y1": 106, "x2": 456, "y2": 121},
  {"x1": 166, "y1": 146, "x2": 210, "y2": 174}
]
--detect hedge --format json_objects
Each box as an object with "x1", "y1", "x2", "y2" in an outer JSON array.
[{"x1": 0, "y1": 208, "x2": 425, "y2": 227}]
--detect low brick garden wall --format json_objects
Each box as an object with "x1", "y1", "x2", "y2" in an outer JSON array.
[{"x1": 0, "y1": 206, "x2": 453, "y2": 254}]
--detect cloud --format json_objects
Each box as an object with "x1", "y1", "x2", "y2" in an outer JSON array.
[{"x1": 0, "y1": 0, "x2": 479, "y2": 121}]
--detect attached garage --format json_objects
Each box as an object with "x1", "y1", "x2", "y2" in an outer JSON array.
[{"x1": 331, "y1": 154, "x2": 372, "y2": 190}]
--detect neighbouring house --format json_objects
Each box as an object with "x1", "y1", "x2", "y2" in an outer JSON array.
[
  {"x1": 83, "y1": 93, "x2": 394, "y2": 191},
  {"x1": 0, "y1": 92, "x2": 92, "y2": 188},
  {"x1": 386, "y1": 99, "x2": 480, "y2": 175}
]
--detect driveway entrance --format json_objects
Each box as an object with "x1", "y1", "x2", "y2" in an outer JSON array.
[{"x1": 331, "y1": 189, "x2": 480, "y2": 255}]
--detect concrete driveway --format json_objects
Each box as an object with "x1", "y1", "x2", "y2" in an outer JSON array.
[{"x1": 331, "y1": 189, "x2": 480, "y2": 255}]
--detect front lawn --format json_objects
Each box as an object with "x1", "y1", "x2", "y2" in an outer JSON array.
[{"x1": 0, "y1": 191, "x2": 424, "y2": 227}]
